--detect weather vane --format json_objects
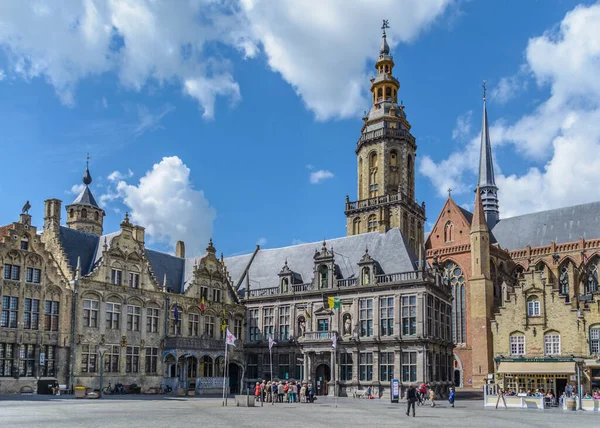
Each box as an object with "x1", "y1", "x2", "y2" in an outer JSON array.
[
  {"x1": 382, "y1": 19, "x2": 390, "y2": 35},
  {"x1": 86, "y1": 152, "x2": 91, "y2": 168},
  {"x1": 482, "y1": 80, "x2": 487, "y2": 101}
]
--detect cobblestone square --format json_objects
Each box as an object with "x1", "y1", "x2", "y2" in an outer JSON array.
[{"x1": 0, "y1": 394, "x2": 598, "y2": 428}]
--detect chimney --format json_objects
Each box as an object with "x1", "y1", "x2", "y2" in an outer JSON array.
[
  {"x1": 43, "y1": 199, "x2": 62, "y2": 232},
  {"x1": 134, "y1": 226, "x2": 145, "y2": 245},
  {"x1": 176, "y1": 240, "x2": 185, "y2": 258}
]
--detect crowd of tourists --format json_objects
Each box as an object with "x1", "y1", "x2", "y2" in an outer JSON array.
[{"x1": 254, "y1": 380, "x2": 315, "y2": 403}]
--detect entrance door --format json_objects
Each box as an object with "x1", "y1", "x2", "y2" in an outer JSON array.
[
  {"x1": 228, "y1": 363, "x2": 240, "y2": 394},
  {"x1": 315, "y1": 364, "x2": 330, "y2": 396},
  {"x1": 454, "y1": 370, "x2": 461, "y2": 387},
  {"x1": 556, "y1": 378, "x2": 567, "y2": 396}
]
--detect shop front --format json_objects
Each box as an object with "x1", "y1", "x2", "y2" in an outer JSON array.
[{"x1": 497, "y1": 360, "x2": 576, "y2": 396}]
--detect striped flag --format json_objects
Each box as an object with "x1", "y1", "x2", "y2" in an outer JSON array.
[{"x1": 328, "y1": 297, "x2": 341, "y2": 310}]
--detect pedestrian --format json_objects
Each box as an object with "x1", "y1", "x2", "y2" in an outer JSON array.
[
  {"x1": 254, "y1": 382, "x2": 260, "y2": 401},
  {"x1": 429, "y1": 387, "x2": 436, "y2": 407},
  {"x1": 495, "y1": 387, "x2": 507, "y2": 409},
  {"x1": 278, "y1": 381, "x2": 284, "y2": 403},
  {"x1": 448, "y1": 387, "x2": 455, "y2": 408},
  {"x1": 272, "y1": 382, "x2": 278, "y2": 403},
  {"x1": 300, "y1": 384, "x2": 306, "y2": 403},
  {"x1": 406, "y1": 384, "x2": 417, "y2": 417},
  {"x1": 307, "y1": 383, "x2": 314, "y2": 403}
]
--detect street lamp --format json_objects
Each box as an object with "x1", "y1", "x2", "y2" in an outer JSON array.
[
  {"x1": 98, "y1": 346, "x2": 110, "y2": 398},
  {"x1": 572, "y1": 356, "x2": 584, "y2": 410}
]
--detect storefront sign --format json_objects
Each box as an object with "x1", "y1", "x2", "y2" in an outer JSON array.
[{"x1": 39, "y1": 352, "x2": 45, "y2": 366}]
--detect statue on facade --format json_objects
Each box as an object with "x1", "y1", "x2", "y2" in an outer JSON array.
[
  {"x1": 298, "y1": 317, "x2": 306, "y2": 337},
  {"x1": 343, "y1": 314, "x2": 352, "y2": 336}
]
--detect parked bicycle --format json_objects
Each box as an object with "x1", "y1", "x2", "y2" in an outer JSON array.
[{"x1": 159, "y1": 384, "x2": 173, "y2": 394}]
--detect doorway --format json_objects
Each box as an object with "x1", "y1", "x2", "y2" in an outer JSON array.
[
  {"x1": 454, "y1": 369, "x2": 461, "y2": 387},
  {"x1": 315, "y1": 364, "x2": 331, "y2": 396},
  {"x1": 228, "y1": 363, "x2": 240, "y2": 394},
  {"x1": 556, "y1": 378, "x2": 567, "y2": 396}
]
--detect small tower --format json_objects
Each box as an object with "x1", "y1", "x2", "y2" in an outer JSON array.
[
  {"x1": 468, "y1": 187, "x2": 494, "y2": 387},
  {"x1": 345, "y1": 19, "x2": 425, "y2": 254},
  {"x1": 65, "y1": 158, "x2": 105, "y2": 236},
  {"x1": 478, "y1": 81, "x2": 500, "y2": 228}
]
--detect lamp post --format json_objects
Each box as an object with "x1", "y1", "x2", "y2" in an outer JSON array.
[
  {"x1": 98, "y1": 346, "x2": 109, "y2": 399},
  {"x1": 573, "y1": 357, "x2": 584, "y2": 410}
]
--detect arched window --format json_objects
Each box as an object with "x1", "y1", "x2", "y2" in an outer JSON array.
[
  {"x1": 369, "y1": 152, "x2": 378, "y2": 197},
  {"x1": 385, "y1": 86, "x2": 392, "y2": 100},
  {"x1": 70, "y1": 209, "x2": 74, "y2": 218},
  {"x1": 384, "y1": 65, "x2": 389, "y2": 74},
  {"x1": 319, "y1": 265, "x2": 328, "y2": 289},
  {"x1": 544, "y1": 332, "x2": 560, "y2": 355},
  {"x1": 443, "y1": 262, "x2": 466, "y2": 344},
  {"x1": 587, "y1": 256, "x2": 599, "y2": 294},
  {"x1": 512, "y1": 265, "x2": 525, "y2": 280},
  {"x1": 367, "y1": 214, "x2": 377, "y2": 232},
  {"x1": 81, "y1": 208, "x2": 87, "y2": 219},
  {"x1": 200, "y1": 356, "x2": 213, "y2": 377},
  {"x1": 402, "y1": 212, "x2": 408, "y2": 237},
  {"x1": 390, "y1": 150, "x2": 398, "y2": 166},
  {"x1": 358, "y1": 157, "x2": 363, "y2": 199},
  {"x1": 95, "y1": 211, "x2": 99, "y2": 221},
  {"x1": 377, "y1": 88, "x2": 383, "y2": 101},
  {"x1": 559, "y1": 263, "x2": 570, "y2": 298},
  {"x1": 215, "y1": 356, "x2": 225, "y2": 377},
  {"x1": 362, "y1": 267, "x2": 370, "y2": 285},
  {"x1": 444, "y1": 221, "x2": 454, "y2": 243},
  {"x1": 491, "y1": 261, "x2": 500, "y2": 304},
  {"x1": 353, "y1": 217, "x2": 361, "y2": 235},
  {"x1": 281, "y1": 278, "x2": 289, "y2": 293},
  {"x1": 510, "y1": 333, "x2": 525, "y2": 356},
  {"x1": 407, "y1": 154, "x2": 414, "y2": 199},
  {"x1": 527, "y1": 295, "x2": 540, "y2": 317}
]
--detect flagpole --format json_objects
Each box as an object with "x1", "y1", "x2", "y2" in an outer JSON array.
[
  {"x1": 222, "y1": 340, "x2": 227, "y2": 406},
  {"x1": 270, "y1": 341, "x2": 274, "y2": 405},
  {"x1": 335, "y1": 339, "x2": 338, "y2": 408}
]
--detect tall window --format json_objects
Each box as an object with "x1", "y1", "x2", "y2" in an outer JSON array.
[
  {"x1": 247, "y1": 354, "x2": 258, "y2": 379},
  {"x1": 279, "y1": 306, "x2": 290, "y2": 340},
  {"x1": 106, "y1": 302, "x2": 121, "y2": 330},
  {"x1": 444, "y1": 221, "x2": 454, "y2": 242},
  {"x1": 353, "y1": 218, "x2": 361, "y2": 235},
  {"x1": 127, "y1": 305, "x2": 141, "y2": 331},
  {"x1": 510, "y1": 334, "x2": 525, "y2": 356},
  {"x1": 0, "y1": 343, "x2": 14, "y2": 377},
  {"x1": 24, "y1": 298, "x2": 40, "y2": 330},
  {"x1": 359, "y1": 352, "x2": 373, "y2": 381},
  {"x1": 110, "y1": 268, "x2": 122, "y2": 286},
  {"x1": 379, "y1": 296, "x2": 393, "y2": 336},
  {"x1": 587, "y1": 257, "x2": 599, "y2": 294},
  {"x1": 362, "y1": 267, "x2": 371, "y2": 285},
  {"x1": 25, "y1": 267, "x2": 41, "y2": 283},
  {"x1": 406, "y1": 154, "x2": 414, "y2": 199},
  {"x1": 401, "y1": 295, "x2": 417, "y2": 336},
  {"x1": 402, "y1": 351, "x2": 417, "y2": 383},
  {"x1": 204, "y1": 316, "x2": 215, "y2": 338},
  {"x1": 278, "y1": 353, "x2": 290, "y2": 379},
  {"x1": 1, "y1": 296, "x2": 18, "y2": 328},
  {"x1": 281, "y1": 278, "x2": 289, "y2": 293},
  {"x1": 590, "y1": 326, "x2": 600, "y2": 354},
  {"x1": 126, "y1": 346, "x2": 139, "y2": 373},
  {"x1": 263, "y1": 308, "x2": 274, "y2": 339},
  {"x1": 146, "y1": 307, "x2": 159, "y2": 333},
  {"x1": 129, "y1": 272, "x2": 140, "y2": 289},
  {"x1": 188, "y1": 313, "x2": 200, "y2": 336},
  {"x1": 527, "y1": 297, "x2": 540, "y2": 316},
  {"x1": 427, "y1": 295, "x2": 434, "y2": 337},
  {"x1": 369, "y1": 152, "x2": 378, "y2": 198},
  {"x1": 319, "y1": 265, "x2": 328, "y2": 289},
  {"x1": 340, "y1": 353, "x2": 353, "y2": 381},
  {"x1": 249, "y1": 309, "x2": 259, "y2": 342},
  {"x1": 83, "y1": 299, "x2": 99, "y2": 328},
  {"x1": 4, "y1": 264, "x2": 21, "y2": 280},
  {"x1": 170, "y1": 307, "x2": 182, "y2": 335},
  {"x1": 367, "y1": 215, "x2": 377, "y2": 232},
  {"x1": 145, "y1": 347, "x2": 159, "y2": 373},
  {"x1": 435, "y1": 299, "x2": 441, "y2": 337},
  {"x1": 359, "y1": 298, "x2": 373, "y2": 337},
  {"x1": 213, "y1": 289, "x2": 221, "y2": 303},
  {"x1": 81, "y1": 344, "x2": 97, "y2": 373},
  {"x1": 544, "y1": 333, "x2": 560, "y2": 356},
  {"x1": 105, "y1": 345, "x2": 120, "y2": 373},
  {"x1": 19, "y1": 344, "x2": 36, "y2": 377},
  {"x1": 81, "y1": 208, "x2": 87, "y2": 218},
  {"x1": 444, "y1": 262, "x2": 466, "y2": 344},
  {"x1": 559, "y1": 264, "x2": 570, "y2": 297},
  {"x1": 41, "y1": 345, "x2": 56, "y2": 377},
  {"x1": 234, "y1": 318, "x2": 243, "y2": 340},
  {"x1": 44, "y1": 300, "x2": 59, "y2": 331},
  {"x1": 380, "y1": 351, "x2": 394, "y2": 381}
]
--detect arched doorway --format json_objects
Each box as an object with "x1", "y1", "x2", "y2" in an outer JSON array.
[
  {"x1": 454, "y1": 370, "x2": 461, "y2": 387},
  {"x1": 453, "y1": 353, "x2": 463, "y2": 387},
  {"x1": 315, "y1": 364, "x2": 330, "y2": 396},
  {"x1": 229, "y1": 363, "x2": 241, "y2": 394}
]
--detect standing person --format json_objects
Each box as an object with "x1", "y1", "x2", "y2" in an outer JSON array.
[
  {"x1": 278, "y1": 381, "x2": 284, "y2": 403},
  {"x1": 429, "y1": 387, "x2": 436, "y2": 407},
  {"x1": 448, "y1": 387, "x2": 455, "y2": 408},
  {"x1": 495, "y1": 387, "x2": 507, "y2": 409},
  {"x1": 272, "y1": 382, "x2": 278, "y2": 403},
  {"x1": 300, "y1": 383, "x2": 306, "y2": 403},
  {"x1": 406, "y1": 384, "x2": 417, "y2": 417},
  {"x1": 308, "y1": 382, "x2": 314, "y2": 403}
]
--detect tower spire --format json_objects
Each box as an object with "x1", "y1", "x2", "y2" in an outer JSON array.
[{"x1": 478, "y1": 81, "x2": 499, "y2": 228}]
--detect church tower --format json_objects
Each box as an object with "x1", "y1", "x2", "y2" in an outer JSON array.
[
  {"x1": 345, "y1": 20, "x2": 426, "y2": 254},
  {"x1": 478, "y1": 83, "x2": 500, "y2": 228},
  {"x1": 65, "y1": 160, "x2": 105, "y2": 236}
]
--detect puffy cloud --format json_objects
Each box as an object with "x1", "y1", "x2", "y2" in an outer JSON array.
[
  {"x1": 451, "y1": 110, "x2": 472, "y2": 140},
  {"x1": 420, "y1": 3, "x2": 600, "y2": 218},
  {"x1": 0, "y1": 0, "x2": 452, "y2": 120},
  {"x1": 107, "y1": 169, "x2": 133, "y2": 182},
  {"x1": 69, "y1": 183, "x2": 85, "y2": 195},
  {"x1": 111, "y1": 156, "x2": 216, "y2": 256},
  {"x1": 309, "y1": 169, "x2": 334, "y2": 184}
]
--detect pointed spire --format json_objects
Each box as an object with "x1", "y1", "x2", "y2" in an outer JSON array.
[{"x1": 471, "y1": 187, "x2": 489, "y2": 232}]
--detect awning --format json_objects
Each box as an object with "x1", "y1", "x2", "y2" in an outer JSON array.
[{"x1": 497, "y1": 361, "x2": 576, "y2": 375}]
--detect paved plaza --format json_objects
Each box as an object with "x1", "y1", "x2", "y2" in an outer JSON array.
[{"x1": 0, "y1": 394, "x2": 598, "y2": 427}]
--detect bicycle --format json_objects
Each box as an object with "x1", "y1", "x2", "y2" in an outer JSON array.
[
  {"x1": 102, "y1": 382, "x2": 115, "y2": 395},
  {"x1": 159, "y1": 384, "x2": 172, "y2": 394}
]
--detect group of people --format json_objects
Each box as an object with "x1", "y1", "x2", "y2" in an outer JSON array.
[
  {"x1": 405, "y1": 384, "x2": 455, "y2": 417},
  {"x1": 254, "y1": 380, "x2": 315, "y2": 403}
]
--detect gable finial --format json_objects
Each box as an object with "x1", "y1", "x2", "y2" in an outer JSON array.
[{"x1": 448, "y1": 188, "x2": 452, "y2": 198}]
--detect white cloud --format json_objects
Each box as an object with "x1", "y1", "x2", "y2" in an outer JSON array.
[
  {"x1": 102, "y1": 96, "x2": 108, "y2": 108},
  {"x1": 420, "y1": 3, "x2": 600, "y2": 218},
  {"x1": 0, "y1": 68, "x2": 5, "y2": 81},
  {"x1": 134, "y1": 104, "x2": 175, "y2": 137},
  {"x1": 107, "y1": 169, "x2": 133, "y2": 182},
  {"x1": 489, "y1": 68, "x2": 529, "y2": 105},
  {"x1": 70, "y1": 183, "x2": 85, "y2": 195},
  {"x1": 109, "y1": 156, "x2": 216, "y2": 256},
  {"x1": 309, "y1": 169, "x2": 334, "y2": 184},
  {"x1": 451, "y1": 110, "x2": 472, "y2": 140},
  {"x1": 256, "y1": 237, "x2": 267, "y2": 246},
  {"x1": 0, "y1": 1, "x2": 451, "y2": 120}
]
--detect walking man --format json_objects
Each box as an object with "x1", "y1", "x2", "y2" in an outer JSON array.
[
  {"x1": 406, "y1": 384, "x2": 417, "y2": 417},
  {"x1": 429, "y1": 387, "x2": 436, "y2": 407},
  {"x1": 495, "y1": 387, "x2": 507, "y2": 409}
]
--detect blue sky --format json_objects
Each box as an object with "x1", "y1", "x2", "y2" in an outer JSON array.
[{"x1": 1, "y1": 0, "x2": 599, "y2": 257}]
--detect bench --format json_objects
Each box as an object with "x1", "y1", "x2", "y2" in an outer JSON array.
[{"x1": 58, "y1": 384, "x2": 68, "y2": 395}]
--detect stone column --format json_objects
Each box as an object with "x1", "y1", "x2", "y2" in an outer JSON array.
[{"x1": 303, "y1": 351, "x2": 308, "y2": 382}]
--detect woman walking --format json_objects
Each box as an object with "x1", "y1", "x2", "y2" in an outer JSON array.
[
  {"x1": 448, "y1": 387, "x2": 455, "y2": 408},
  {"x1": 429, "y1": 387, "x2": 436, "y2": 407}
]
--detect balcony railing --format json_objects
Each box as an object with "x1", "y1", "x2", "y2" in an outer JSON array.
[
  {"x1": 292, "y1": 283, "x2": 313, "y2": 292},
  {"x1": 345, "y1": 193, "x2": 424, "y2": 215},
  {"x1": 376, "y1": 271, "x2": 421, "y2": 284},
  {"x1": 357, "y1": 127, "x2": 415, "y2": 148},
  {"x1": 164, "y1": 336, "x2": 225, "y2": 351},
  {"x1": 248, "y1": 287, "x2": 279, "y2": 297},
  {"x1": 338, "y1": 277, "x2": 357, "y2": 287},
  {"x1": 302, "y1": 331, "x2": 337, "y2": 341}
]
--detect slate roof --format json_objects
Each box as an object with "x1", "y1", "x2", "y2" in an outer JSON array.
[
  {"x1": 491, "y1": 201, "x2": 600, "y2": 251},
  {"x1": 58, "y1": 226, "x2": 100, "y2": 275},
  {"x1": 223, "y1": 229, "x2": 418, "y2": 292},
  {"x1": 459, "y1": 207, "x2": 473, "y2": 225},
  {"x1": 71, "y1": 186, "x2": 100, "y2": 208},
  {"x1": 146, "y1": 249, "x2": 185, "y2": 292}
]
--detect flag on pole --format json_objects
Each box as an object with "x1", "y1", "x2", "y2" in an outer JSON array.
[
  {"x1": 268, "y1": 336, "x2": 277, "y2": 351},
  {"x1": 200, "y1": 296, "x2": 205, "y2": 313},
  {"x1": 302, "y1": 299, "x2": 311, "y2": 318},
  {"x1": 226, "y1": 329, "x2": 236, "y2": 347},
  {"x1": 221, "y1": 310, "x2": 227, "y2": 331},
  {"x1": 327, "y1": 297, "x2": 341, "y2": 310},
  {"x1": 332, "y1": 334, "x2": 337, "y2": 349}
]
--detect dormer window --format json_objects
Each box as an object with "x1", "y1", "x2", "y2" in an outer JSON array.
[
  {"x1": 281, "y1": 278, "x2": 289, "y2": 293},
  {"x1": 111, "y1": 268, "x2": 122, "y2": 286},
  {"x1": 20, "y1": 240, "x2": 29, "y2": 251},
  {"x1": 319, "y1": 265, "x2": 328, "y2": 289}
]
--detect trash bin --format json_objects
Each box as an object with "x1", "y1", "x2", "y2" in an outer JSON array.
[
  {"x1": 74, "y1": 385, "x2": 86, "y2": 399},
  {"x1": 566, "y1": 397, "x2": 576, "y2": 411}
]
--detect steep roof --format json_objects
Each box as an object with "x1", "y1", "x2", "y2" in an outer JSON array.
[
  {"x1": 146, "y1": 249, "x2": 185, "y2": 292},
  {"x1": 223, "y1": 229, "x2": 418, "y2": 292},
  {"x1": 71, "y1": 186, "x2": 100, "y2": 208},
  {"x1": 58, "y1": 226, "x2": 100, "y2": 275},
  {"x1": 491, "y1": 201, "x2": 600, "y2": 250}
]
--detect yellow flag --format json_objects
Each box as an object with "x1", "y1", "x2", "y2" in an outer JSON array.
[{"x1": 328, "y1": 296, "x2": 335, "y2": 309}]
